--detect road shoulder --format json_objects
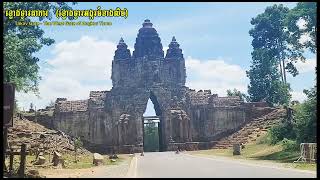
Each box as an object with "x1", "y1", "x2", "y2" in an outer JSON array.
[{"x1": 183, "y1": 152, "x2": 317, "y2": 175}]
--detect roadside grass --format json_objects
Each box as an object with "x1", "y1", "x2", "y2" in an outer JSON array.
[
  {"x1": 62, "y1": 154, "x2": 128, "y2": 169},
  {"x1": 5, "y1": 153, "x2": 131, "y2": 172},
  {"x1": 187, "y1": 135, "x2": 316, "y2": 171},
  {"x1": 290, "y1": 163, "x2": 317, "y2": 171}
]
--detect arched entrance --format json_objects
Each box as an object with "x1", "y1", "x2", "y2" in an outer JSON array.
[{"x1": 143, "y1": 91, "x2": 164, "y2": 152}]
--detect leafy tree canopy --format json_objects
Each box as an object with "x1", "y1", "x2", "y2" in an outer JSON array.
[
  {"x1": 3, "y1": 2, "x2": 76, "y2": 94},
  {"x1": 285, "y1": 2, "x2": 317, "y2": 53},
  {"x1": 226, "y1": 88, "x2": 250, "y2": 102}
]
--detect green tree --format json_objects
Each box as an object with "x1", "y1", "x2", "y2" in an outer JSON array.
[
  {"x1": 249, "y1": 4, "x2": 305, "y2": 84},
  {"x1": 286, "y1": 2, "x2": 317, "y2": 54},
  {"x1": 269, "y1": 121, "x2": 296, "y2": 145},
  {"x1": 268, "y1": 68, "x2": 316, "y2": 145},
  {"x1": 3, "y1": 2, "x2": 76, "y2": 93},
  {"x1": 247, "y1": 4, "x2": 298, "y2": 106},
  {"x1": 226, "y1": 88, "x2": 250, "y2": 102},
  {"x1": 268, "y1": 84, "x2": 316, "y2": 145},
  {"x1": 144, "y1": 123, "x2": 159, "y2": 152},
  {"x1": 293, "y1": 83, "x2": 316, "y2": 144},
  {"x1": 282, "y1": 2, "x2": 317, "y2": 80},
  {"x1": 247, "y1": 48, "x2": 291, "y2": 106}
]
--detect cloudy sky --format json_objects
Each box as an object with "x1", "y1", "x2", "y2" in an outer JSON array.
[{"x1": 15, "y1": 2, "x2": 316, "y2": 115}]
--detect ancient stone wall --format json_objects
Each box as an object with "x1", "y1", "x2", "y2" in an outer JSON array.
[
  {"x1": 50, "y1": 91, "x2": 269, "y2": 154},
  {"x1": 23, "y1": 113, "x2": 54, "y2": 129},
  {"x1": 53, "y1": 99, "x2": 90, "y2": 139},
  {"x1": 187, "y1": 89, "x2": 247, "y2": 142}
]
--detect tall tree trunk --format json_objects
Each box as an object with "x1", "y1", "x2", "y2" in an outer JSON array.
[
  {"x1": 277, "y1": 39, "x2": 284, "y2": 83},
  {"x1": 282, "y1": 58, "x2": 287, "y2": 84},
  {"x1": 279, "y1": 59, "x2": 284, "y2": 83}
]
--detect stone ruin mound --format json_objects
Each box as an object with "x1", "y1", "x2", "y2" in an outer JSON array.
[
  {"x1": 7, "y1": 115, "x2": 91, "y2": 155},
  {"x1": 212, "y1": 108, "x2": 287, "y2": 149}
]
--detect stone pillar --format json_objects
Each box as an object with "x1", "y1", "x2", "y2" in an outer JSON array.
[
  {"x1": 184, "y1": 117, "x2": 189, "y2": 141},
  {"x1": 179, "y1": 114, "x2": 183, "y2": 142},
  {"x1": 123, "y1": 123, "x2": 127, "y2": 145},
  {"x1": 136, "y1": 115, "x2": 143, "y2": 145},
  {"x1": 169, "y1": 115, "x2": 173, "y2": 142},
  {"x1": 187, "y1": 117, "x2": 192, "y2": 141},
  {"x1": 233, "y1": 143, "x2": 241, "y2": 155},
  {"x1": 161, "y1": 113, "x2": 166, "y2": 151},
  {"x1": 117, "y1": 124, "x2": 121, "y2": 146}
]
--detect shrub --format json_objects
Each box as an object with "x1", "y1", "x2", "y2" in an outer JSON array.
[
  {"x1": 256, "y1": 132, "x2": 272, "y2": 144},
  {"x1": 269, "y1": 119, "x2": 296, "y2": 144},
  {"x1": 281, "y1": 138, "x2": 299, "y2": 151},
  {"x1": 293, "y1": 100, "x2": 316, "y2": 144}
]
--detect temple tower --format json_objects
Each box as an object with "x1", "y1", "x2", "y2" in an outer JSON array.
[
  {"x1": 111, "y1": 19, "x2": 186, "y2": 90},
  {"x1": 108, "y1": 19, "x2": 189, "y2": 152}
]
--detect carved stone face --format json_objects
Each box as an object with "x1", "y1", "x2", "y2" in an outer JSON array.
[
  {"x1": 152, "y1": 64, "x2": 158, "y2": 71},
  {"x1": 170, "y1": 109, "x2": 188, "y2": 121},
  {"x1": 118, "y1": 114, "x2": 131, "y2": 125},
  {"x1": 124, "y1": 117, "x2": 129, "y2": 124}
]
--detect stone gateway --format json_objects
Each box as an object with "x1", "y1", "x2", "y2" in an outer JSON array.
[{"x1": 53, "y1": 20, "x2": 272, "y2": 154}]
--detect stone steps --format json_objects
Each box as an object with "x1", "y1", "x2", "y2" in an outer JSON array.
[{"x1": 212, "y1": 108, "x2": 285, "y2": 149}]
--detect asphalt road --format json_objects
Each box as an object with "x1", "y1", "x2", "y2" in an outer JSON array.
[{"x1": 135, "y1": 152, "x2": 316, "y2": 178}]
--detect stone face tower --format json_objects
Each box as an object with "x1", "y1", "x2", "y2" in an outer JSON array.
[
  {"x1": 109, "y1": 19, "x2": 189, "y2": 151},
  {"x1": 53, "y1": 19, "x2": 269, "y2": 154},
  {"x1": 111, "y1": 19, "x2": 186, "y2": 89}
]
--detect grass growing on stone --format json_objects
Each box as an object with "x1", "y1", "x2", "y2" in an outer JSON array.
[
  {"x1": 21, "y1": 110, "x2": 54, "y2": 117},
  {"x1": 187, "y1": 135, "x2": 316, "y2": 171}
]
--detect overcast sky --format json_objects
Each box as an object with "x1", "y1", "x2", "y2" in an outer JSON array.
[{"x1": 15, "y1": 2, "x2": 316, "y2": 115}]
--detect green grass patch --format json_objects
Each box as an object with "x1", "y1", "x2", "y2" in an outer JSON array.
[
  {"x1": 255, "y1": 132, "x2": 271, "y2": 144},
  {"x1": 189, "y1": 148, "x2": 234, "y2": 157},
  {"x1": 252, "y1": 148, "x2": 300, "y2": 163},
  {"x1": 188, "y1": 134, "x2": 316, "y2": 171},
  {"x1": 5, "y1": 153, "x2": 131, "y2": 172},
  {"x1": 290, "y1": 162, "x2": 317, "y2": 171},
  {"x1": 54, "y1": 153, "x2": 128, "y2": 169}
]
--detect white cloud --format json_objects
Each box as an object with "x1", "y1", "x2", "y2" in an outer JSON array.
[
  {"x1": 185, "y1": 56, "x2": 248, "y2": 96},
  {"x1": 296, "y1": 18, "x2": 307, "y2": 30},
  {"x1": 16, "y1": 36, "x2": 116, "y2": 110},
  {"x1": 49, "y1": 36, "x2": 116, "y2": 80},
  {"x1": 294, "y1": 58, "x2": 316, "y2": 74},
  {"x1": 295, "y1": 18, "x2": 313, "y2": 48},
  {"x1": 299, "y1": 33, "x2": 312, "y2": 45},
  {"x1": 291, "y1": 91, "x2": 307, "y2": 103}
]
